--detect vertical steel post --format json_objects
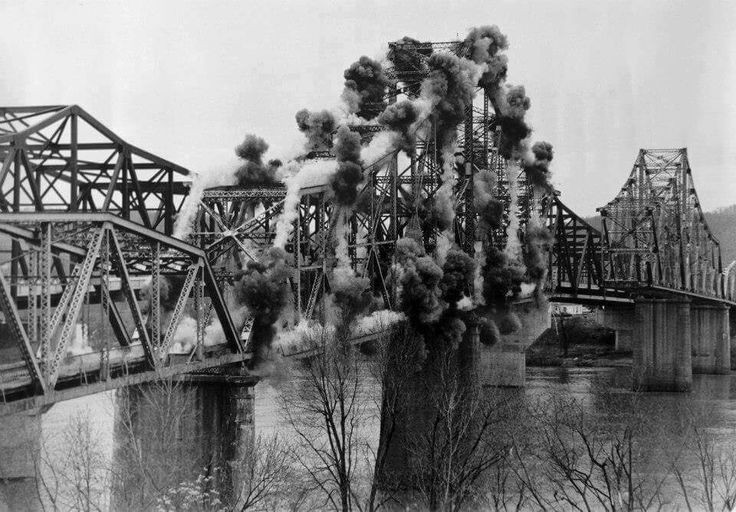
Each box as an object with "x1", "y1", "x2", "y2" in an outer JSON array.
[
  {"x1": 70, "y1": 112, "x2": 78, "y2": 211},
  {"x1": 464, "y1": 105, "x2": 475, "y2": 255},
  {"x1": 151, "y1": 241, "x2": 161, "y2": 348}
]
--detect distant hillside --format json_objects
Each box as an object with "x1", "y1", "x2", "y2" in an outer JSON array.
[
  {"x1": 705, "y1": 205, "x2": 736, "y2": 266},
  {"x1": 583, "y1": 205, "x2": 736, "y2": 268}
]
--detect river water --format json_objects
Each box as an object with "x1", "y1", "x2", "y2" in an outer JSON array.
[{"x1": 38, "y1": 365, "x2": 736, "y2": 509}]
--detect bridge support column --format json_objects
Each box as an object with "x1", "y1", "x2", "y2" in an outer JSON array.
[
  {"x1": 111, "y1": 370, "x2": 257, "y2": 509},
  {"x1": 691, "y1": 304, "x2": 730, "y2": 375},
  {"x1": 377, "y1": 319, "x2": 481, "y2": 492},
  {"x1": 479, "y1": 300, "x2": 550, "y2": 387},
  {"x1": 596, "y1": 306, "x2": 635, "y2": 352},
  {"x1": 632, "y1": 297, "x2": 692, "y2": 392},
  {"x1": 0, "y1": 413, "x2": 41, "y2": 512}
]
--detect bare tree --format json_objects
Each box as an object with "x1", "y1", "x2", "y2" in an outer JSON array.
[
  {"x1": 281, "y1": 324, "x2": 371, "y2": 512},
  {"x1": 33, "y1": 410, "x2": 110, "y2": 512},
  {"x1": 111, "y1": 379, "x2": 206, "y2": 511},
  {"x1": 511, "y1": 394, "x2": 669, "y2": 511},
  {"x1": 405, "y1": 342, "x2": 509, "y2": 512},
  {"x1": 230, "y1": 432, "x2": 297, "y2": 511},
  {"x1": 670, "y1": 407, "x2": 736, "y2": 512}
]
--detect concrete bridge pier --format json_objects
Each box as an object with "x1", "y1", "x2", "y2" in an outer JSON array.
[
  {"x1": 377, "y1": 319, "x2": 481, "y2": 492},
  {"x1": 596, "y1": 306, "x2": 635, "y2": 352},
  {"x1": 112, "y1": 370, "x2": 257, "y2": 509},
  {"x1": 479, "y1": 300, "x2": 551, "y2": 387},
  {"x1": 690, "y1": 303, "x2": 730, "y2": 374},
  {"x1": 0, "y1": 413, "x2": 41, "y2": 512},
  {"x1": 632, "y1": 297, "x2": 692, "y2": 392}
]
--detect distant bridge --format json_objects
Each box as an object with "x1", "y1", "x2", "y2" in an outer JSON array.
[{"x1": 0, "y1": 45, "x2": 733, "y2": 412}]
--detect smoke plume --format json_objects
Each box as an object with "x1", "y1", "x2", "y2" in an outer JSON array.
[
  {"x1": 523, "y1": 224, "x2": 554, "y2": 283},
  {"x1": 328, "y1": 265, "x2": 373, "y2": 330},
  {"x1": 331, "y1": 125, "x2": 364, "y2": 206},
  {"x1": 464, "y1": 25, "x2": 509, "y2": 95},
  {"x1": 440, "y1": 249, "x2": 476, "y2": 308},
  {"x1": 295, "y1": 109, "x2": 337, "y2": 151},
  {"x1": 474, "y1": 169, "x2": 504, "y2": 231},
  {"x1": 342, "y1": 56, "x2": 392, "y2": 120},
  {"x1": 420, "y1": 52, "x2": 479, "y2": 150},
  {"x1": 234, "y1": 134, "x2": 281, "y2": 187},
  {"x1": 523, "y1": 141, "x2": 554, "y2": 192},
  {"x1": 274, "y1": 160, "x2": 336, "y2": 249},
  {"x1": 393, "y1": 238, "x2": 446, "y2": 325},
  {"x1": 377, "y1": 100, "x2": 420, "y2": 155},
  {"x1": 234, "y1": 247, "x2": 291, "y2": 366},
  {"x1": 496, "y1": 85, "x2": 532, "y2": 160},
  {"x1": 481, "y1": 246, "x2": 524, "y2": 312}
]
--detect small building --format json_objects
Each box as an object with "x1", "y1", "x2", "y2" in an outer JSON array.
[{"x1": 551, "y1": 303, "x2": 586, "y2": 316}]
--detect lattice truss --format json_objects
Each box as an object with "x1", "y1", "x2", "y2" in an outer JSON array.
[
  {"x1": 192, "y1": 40, "x2": 554, "y2": 322},
  {"x1": 0, "y1": 214, "x2": 242, "y2": 402},
  {"x1": 0, "y1": 106, "x2": 245, "y2": 404},
  {"x1": 544, "y1": 197, "x2": 612, "y2": 300},
  {"x1": 599, "y1": 149, "x2": 723, "y2": 296},
  {"x1": 0, "y1": 106, "x2": 190, "y2": 232}
]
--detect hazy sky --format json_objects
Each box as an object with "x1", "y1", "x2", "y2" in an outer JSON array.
[{"x1": 2, "y1": 0, "x2": 735, "y2": 215}]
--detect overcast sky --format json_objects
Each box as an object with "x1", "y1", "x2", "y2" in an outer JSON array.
[{"x1": 1, "y1": 0, "x2": 735, "y2": 215}]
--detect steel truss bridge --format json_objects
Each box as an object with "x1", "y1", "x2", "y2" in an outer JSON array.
[{"x1": 0, "y1": 43, "x2": 732, "y2": 414}]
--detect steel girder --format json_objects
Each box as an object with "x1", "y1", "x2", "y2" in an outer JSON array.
[
  {"x1": 598, "y1": 149, "x2": 724, "y2": 299},
  {"x1": 0, "y1": 212, "x2": 244, "y2": 406},
  {"x1": 0, "y1": 105, "x2": 191, "y2": 233}
]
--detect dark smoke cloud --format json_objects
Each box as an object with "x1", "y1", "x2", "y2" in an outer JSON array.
[
  {"x1": 234, "y1": 248, "x2": 290, "y2": 366},
  {"x1": 234, "y1": 134, "x2": 281, "y2": 187},
  {"x1": 393, "y1": 238, "x2": 446, "y2": 325},
  {"x1": 532, "y1": 140, "x2": 554, "y2": 162},
  {"x1": 378, "y1": 100, "x2": 419, "y2": 155},
  {"x1": 392, "y1": 241, "x2": 479, "y2": 355},
  {"x1": 496, "y1": 86, "x2": 532, "y2": 160},
  {"x1": 295, "y1": 109, "x2": 337, "y2": 151},
  {"x1": 440, "y1": 250, "x2": 476, "y2": 307},
  {"x1": 342, "y1": 56, "x2": 392, "y2": 120},
  {"x1": 523, "y1": 141, "x2": 554, "y2": 192},
  {"x1": 477, "y1": 317, "x2": 501, "y2": 346},
  {"x1": 464, "y1": 25, "x2": 509, "y2": 94},
  {"x1": 329, "y1": 271, "x2": 373, "y2": 335},
  {"x1": 482, "y1": 246, "x2": 524, "y2": 311},
  {"x1": 437, "y1": 314, "x2": 467, "y2": 350},
  {"x1": 474, "y1": 169, "x2": 504, "y2": 231},
  {"x1": 505, "y1": 85, "x2": 531, "y2": 118},
  {"x1": 523, "y1": 225, "x2": 554, "y2": 282},
  {"x1": 331, "y1": 125, "x2": 364, "y2": 206},
  {"x1": 421, "y1": 52, "x2": 477, "y2": 149}
]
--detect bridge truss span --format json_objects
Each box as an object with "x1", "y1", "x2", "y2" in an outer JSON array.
[{"x1": 598, "y1": 148, "x2": 725, "y2": 300}]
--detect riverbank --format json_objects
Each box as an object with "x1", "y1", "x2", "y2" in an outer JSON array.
[{"x1": 526, "y1": 312, "x2": 633, "y2": 368}]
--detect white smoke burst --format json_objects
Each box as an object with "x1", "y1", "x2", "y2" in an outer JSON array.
[
  {"x1": 173, "y1": 159, "x2": 241, "y2": 240},
  {"x1": 504, "y1": 162, "x2": 522, "y2": 261},
  {"x1": 274, "y1": 159, "x2": 337, "y2": 249}
]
